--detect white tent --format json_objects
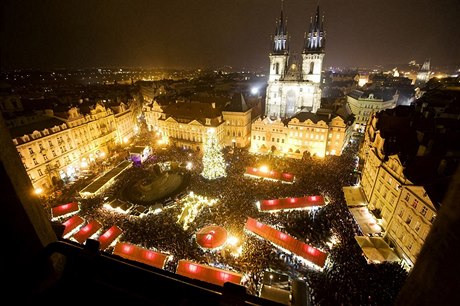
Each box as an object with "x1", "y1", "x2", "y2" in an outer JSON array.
[{"x1": 355, "y1": 236, "x2": 400, "y2": 264}]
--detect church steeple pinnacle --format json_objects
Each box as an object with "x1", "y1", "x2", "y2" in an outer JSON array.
[
  {"x1": 304, "y1": 5, "x2": 325, "y2": 53},
  {"x1": 273, "y1": 0, "x2": 288, "y2": 54}
]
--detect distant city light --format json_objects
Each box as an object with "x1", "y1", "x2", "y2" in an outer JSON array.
[{"x1": 251, "y1": 87, "x2": 259, "y2": 95}]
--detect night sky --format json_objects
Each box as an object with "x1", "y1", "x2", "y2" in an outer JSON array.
[{"x1": 1, "y1": 0, "x2": 459, "y2": 71}]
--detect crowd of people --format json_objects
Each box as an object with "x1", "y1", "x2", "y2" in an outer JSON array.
[{"x1": 50, "y1": 133, "x2": 408, "y2": 305}]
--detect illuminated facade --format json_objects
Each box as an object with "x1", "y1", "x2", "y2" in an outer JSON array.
[
  {"x1": 414, "y1": 59, "x2": 431, "y2": 87},
  {"x1": 265, "y1": 5, "x2": 324, "y2": 119},
  {"x1": 11, "y1": 102, "x2": 137, "y2": 193},
  {"x1": 221, "y1": 93, "x2": 252, "y2": 148},
  {"x1": 360, "y1": 110, "x2": 438, "y2": 269},
  {"x1": 250, "y1": 109, "x2": 352, "y2": 158},
  {"x1": 347, "y1": 89, "x2": 398, "y2": 132},
  {"x1": 144, "y1": 101, "x2": 225, "y2": 151}
]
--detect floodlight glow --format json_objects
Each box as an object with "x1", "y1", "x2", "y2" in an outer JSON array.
[{"x1": 259, "y1": 165, "x2": 269, "y2": 173}]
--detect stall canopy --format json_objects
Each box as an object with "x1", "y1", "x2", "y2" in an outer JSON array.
[
  {"x1": 98, "y1": 225, "x2": 123, "y2": 250},
  {"x1": 196, "y1": 225, "x2": 228, "y2": 249},
  {"x1": 342, "y1": 186, "x2": 367, "y2": 207},
  {"x1": 244, "y1": 167, "x2": 295, "y2": 183},
  {"x1": 62, "y1": 215, "x2": 84, "y2": 237},
  {"x1": 245, "y1": 217, "x2": 327, "y2": 269},
  {"x1": 259, "y1": 195, "x2": 326, "y2": 211},
  {"x1": 348, "y1": 207, "x2": 382, "y2": 235},
  {"x1": 72, "y1": 220, "x2": 102, "y2": 244},
  {"x1": 79, "y1": 160, "x2": 131, "y2": 198},
  {"x1": 176, "y1": 260, "x2": 242, "y2": 287},
  {"x1": 354, "y1": 236, "x2": 400, "y2": 263},
  {"x1": 51, "y1": 202, "x2": 79, "y2": 219},
  {"x1": 113, "y1": 242, "x2": 168, "y2": 269}
]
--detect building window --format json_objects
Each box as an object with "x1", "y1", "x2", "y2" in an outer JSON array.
[
  {"x1": 404, "y1": 193, "x2": 410, "y2": 201},
  {"x1": 43, "y1": 154, "x2": 48, "y2": 161},
  {"x1": 414, "y1": 222, "x2": 421, "y2": 232},
  {"x1": 407, "y1": 241, "x2": 413, "y2": 251},
  {"x1": 29, "y1": 148, "x2": 34, "y2": 154},
  {"x1": 398, "y1": 209, "x2": 404, "y2": 218},
  {"x1": 412, "y1": 199, "x2": 418, "y2": 209},
  {"x1": 38, "y1": 169, "x2": 43, "y2": 176},
  {"x1": 430, "y1": 214, "x2": 436, "y2": 223},
  {"x1": 405, "y1": 215, "x2": 412, "y2": 225},
  {"x1": 33, "y1": 158, "x2": 38, "y2": 165},
  {"x1": 421, "y1": 206, "x2": 428, "y2": 216}
]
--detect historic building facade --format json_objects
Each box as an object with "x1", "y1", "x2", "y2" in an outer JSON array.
[
  {"x1": 346, "y1": 89, "x2": 398, "y2": 132},
  {"x1": 250, "y1": 108, "x2": 353, "y2": 158},
  {"x1": 360, "y1": 108, "x2": 441, "y2": 269},
  {"x1": 221, "y1": 93, "x2": 252, "y2": 148},
  {"x1": 144, "y1": 101, "x2": 226, "y2": 151},
  {"x1": 264, "y1": 6, "x2": 324, "y2": 119},
  {"x1": 11, "y1": 102, "x2": 137, "y2": 194}
]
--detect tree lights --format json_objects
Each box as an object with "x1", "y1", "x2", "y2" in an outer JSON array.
[{"x1": 201, "y1": 128, "x2": 226, "y2": 180}]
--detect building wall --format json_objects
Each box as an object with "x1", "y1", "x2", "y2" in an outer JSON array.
[
  {"x1": 13, "y1": 103, "x2": 136, "y2": 193},
  {"x1": 221, "y1": 110, "x2": 252, "y2": 148},
  {"x1": 301, "y1": 53, "x2": 324, "y2": 83},
  {"x1": 359, "y1": 116, "x2": 438, "y2": 269},
  {"x1": 268, "y1": 54, "x2": 289, "y2": 82},
  {"x1": 386, "y1": 186, "x2": 437, "y2": 269},
  {"x1": 347, "y1": 94, "x2": 397, "y2": 131},
  {"x1": 265, "y1": 81, "x2": 321, "y2": 118},
  {"x1": 144, "y1": 104, "x2": 225, "y2": 151},
  {"x1": 114, "y1": 103, "x2": 138, "y2": 145},
  {"x1": 250, "y1": 115, "x2": 350, "y2": 158}
]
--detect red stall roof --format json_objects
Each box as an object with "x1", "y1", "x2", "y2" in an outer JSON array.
[
  {"x1": 51, "y1": 202, "x2": 79, "y2": 219},
  {"x1": 113, "y1": 242, "x2": 168, "y2": 269},
  {"x1": 62, "y1": 215, "x2": 85, "y2": 237},
  {"x1": 245, "y1": 217, "x2": 327, "y2": 268},
  {"x1": 260, "y1": 195, "x2": 326, "y2": 211},
  {"x1": 176, "y1": 260, "x2": 242, "y2": 287},
  {"x1": 244, "y1": 167, "x2": 295, "y2": 183},
  {"x1": 72, "y1": 220, "x2": 102, "y2": 244},
  {"x1": 196, "y1": 225, "x2": 228, "y2": 249},
  {"x1": 98, "y1": 225, "x2": 123, "y2": 250}
]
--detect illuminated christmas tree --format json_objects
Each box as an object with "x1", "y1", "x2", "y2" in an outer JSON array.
[{"x1": 201, "y1": 128, "x2": 226, "y2": 180}]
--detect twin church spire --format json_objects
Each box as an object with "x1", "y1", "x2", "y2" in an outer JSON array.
[
  {"x1": 273, "y1": 0, "x2": 288, "y2": 54},
  {"x1": 272, "y1": 2, "x2": 325, "y2": 55},
  {"x1": 305, "y1": 5, "x2": 325, "y2": 53}
]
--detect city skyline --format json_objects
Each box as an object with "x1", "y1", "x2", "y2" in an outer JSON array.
[{"x1": 1, "y1": 0, "x2": 459, "y2": 71}]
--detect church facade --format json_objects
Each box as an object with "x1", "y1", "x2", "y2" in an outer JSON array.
[{"x1": 265, "y1": 5, "x2": 325, "y2": 119}]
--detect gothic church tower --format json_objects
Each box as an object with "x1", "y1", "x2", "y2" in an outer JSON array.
[
  {"x1": 265, "y1": 3, "x2": 324, "y2": 119},
  {"x1": 268, "y1": 1, "x2": 289, "y2": 82},
  {"x1": 302, "y1": 6, "x2": 325, "y2": 84}
]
